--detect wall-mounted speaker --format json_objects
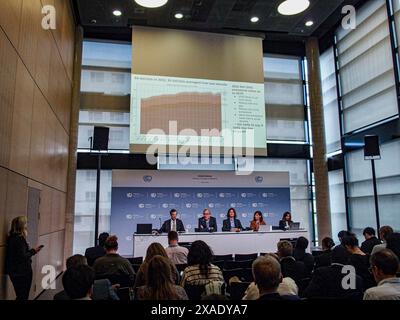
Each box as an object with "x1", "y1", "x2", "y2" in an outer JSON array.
[
  {"x1": 364, "y1": 135, "x2": 380, "y2": 160},
  {"x1": 92, "y1": 127, "x2": 109, "y2": 151}
]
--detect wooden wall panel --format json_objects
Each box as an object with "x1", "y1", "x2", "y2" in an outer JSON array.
[
  {"x1": 0, "y1": 0, "x2": 22, "y2": 49},
  {"x1": 0, "y1": 168, "x2": 7, "y2": 246},
  {"x1": 35, "y1": 25, "x2": 52, "y2": 98},
  {"x1": 9, "y1": 58, "x2": 35, "y2": 176},
  {"x1": 38, "y1": 185, "x2": 52, "y2": 236},
  {"x1": 0, "y1": 28, "x2": 18, "y2": 168}
]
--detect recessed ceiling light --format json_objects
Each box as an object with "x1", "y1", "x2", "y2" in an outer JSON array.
[
  {"x1": 250, "y1": 16, "x2": 259, "y2": 23},
  {"x1": 175, "y1": 13, "x2": 183, "y2": 19},
  {"x1": 135, "y1": 0, "x2": 168, "y2": 8},
  {"x1": 305, "y1": 20, "x2": 314, "y2": 27},
  {"x1": 278, "y1": 0, "x2": 310, "y2": 16},
  {"x1": 113, "y1": 10, "x2": 122, "y2": 17}
]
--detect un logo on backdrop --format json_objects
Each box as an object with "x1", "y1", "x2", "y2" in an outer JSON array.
[
  {"x1": 255, "y1": 176, "x2": 263, "y2": 183},
  {"x1": 143, "y1": 175, "x2": 152, "y2": 183}
]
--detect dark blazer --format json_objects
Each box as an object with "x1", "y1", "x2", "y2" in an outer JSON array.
[
  {"x1": 85, "y1": 245, "x2": 106, "y2": 267},
  {"x1": 280, "y1": 257, "x2": 307, "y2": 284},
  {"x1": 222, "y1": 218, "x2": 243, "y2": 232},
  {"x1": 5, "y1": 234, "x2": 36, "y2": 276},
  {"x1": 303, "y1": 264, "x2": 364, "y2": 299},
  {"x1": 314, "y1": 250, "x2": 332, "y2": 269},
  {"x1": 159, "y1": 219, "x2": 185, "y2": 233},
  {"x1": 279, "y1": 220, "x2": 293, "y2": 230},
  {"x1": 198, "y1": 217, "x2": 218, "y2": 232},
  {"x1": 293, "y1": 249, "x2": 315, "y2": 277},
  {"x1": 54, "y1": 279, "x2": 119, "y2": 300},
  {"x1": 360, "y1": 237, "x2": 381, "y2": 255}
]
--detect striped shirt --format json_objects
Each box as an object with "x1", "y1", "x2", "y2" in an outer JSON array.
[{"x1": 181, "y1": 264, "x2": 224, "y2": 286}]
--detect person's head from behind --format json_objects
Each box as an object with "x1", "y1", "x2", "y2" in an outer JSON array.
[
  {"x1": 337, "y1": 230, "x2": 352, "y2": 244},
  {"x1": 321, "y1": 237, "x2": 335, "y2": 251},
  {"x1": 66, "y1": 254, "x2": 87, "y2": 269},
  {"x1": 227, "y1": 208, "x2": 236, "y2": 219},
  {"x1": 253, "y1": 211, "x2": 263, "y2": 223},
  {"x1": 277, "y1": 240, "x2": 293, "y2": 259},
  {"x1": 370, "y1": 249, "x2": 400, "y2": 284},
  {"x1": 282, "y1": 212, "x2": 291, "y2": 222},
  {"x1": 342, "y1": 235, "x2": 359, "y2": 253},
  {"x1": 104, "y1": 235, "x2": 118, "y2": 254},
  {"x1": 98, "y1": 232, "x2": 109, "y2": 247},
  {"x1": 379, "y1": 226, "x2": 394, "y2": 243},
  {"x1": 62, "y1": 265, "x2": 95, "y2": 299},
  {"x1": 168, "y1": 231, "x2": 179, "y2": 246},
  {"x1": 386, "y1": 233, "x2": 400, "y2": 261},
  {"x1": 188, "y1": 240, "x2": 213, "y2": 275},
  {"x1": 9, "y1": 216, "x2": 28, "y2": 238},
  {"x1": 362, "y1": 227, "x2": 376, "y2": 240},
  {"x1": 145, "y1": 242, "x2": 168, "y2": 263},
  {"x1": 203, "y1": 209, "x2": 211, "y2": 221},
  {"x1": 252, "y1": 255, "x2": 282, "y2": 294},
  {"x1": 331, "y1": 246, "x2": 349, "y2": 265},
  {"x1": 145, "y1": 255, "x2": 176, "y2": 300},
  {"x1": 295, "y1": 237, "x2": 309, "y2": 252},
  {"x1": 170, "y1": 209, "x2": 177, "y2": 221}
]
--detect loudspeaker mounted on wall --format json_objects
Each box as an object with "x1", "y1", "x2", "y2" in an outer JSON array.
[
  {"x1": 92, "y1": 126, "x2": 110, "y2": 151},
  {"x1": 364, "y1": 135, "x2": 381, "y2": 160}
]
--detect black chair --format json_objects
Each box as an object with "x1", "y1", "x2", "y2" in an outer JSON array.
[
  {"x1": 241, "y1": 268, "x2": 254, "y2": 282},
  {"x1": 96, "y1": 274, "x2": 135, "y2": 288},
  {"x1": 213, "y1": 260, "x2": 225, "y2": 270},
  {"x1": 297, "y1": 278, "x2": 311, "y2": 297},
  {"x1": 131, "y1": 264, "x2": 141, "y2": 273},
  {"x1": 224, "y1": 259, "x2": 253, "y2": 270},
  {"x1": 184, "y1": 284, "x2": 206, "y2": 300},
  {"x1": 235, "y1": 253, "x2": 257, "y2": 261},
  {"x1": 213, "y1": 254, "x2": 233, "y2": 261},
  {"x1": 128, "y1": 257, "x2": 143, "y2": 264},
  {"x1": 229, "y1": 282, "x2": 251, "y2": 300},
  {"x1": 223, "y1": 268, "x2": 244, "y2": 283},
  {"x1": 176, "y1": 264, "x2": 188, "y2": 273},
  {"x1": 116, "y1": 287, "x2": 132, "y2": 301}
]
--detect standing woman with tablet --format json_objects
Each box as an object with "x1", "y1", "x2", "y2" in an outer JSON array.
[{"x1": 5, "y1": 216, "x2": 43, "y2": 300}]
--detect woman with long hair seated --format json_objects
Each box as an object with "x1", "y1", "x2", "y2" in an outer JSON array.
[
  {"x1": 134, "y1": 242, "x2": 179, "y2": 288},
  {"x1": 279, "y1": 211, "x2": 294, "y2": 230},
  {"x1": 250, "y1": 211, "x2": 266, "y2": 231},
  {"x1": 181, "y1": 240, "x2": 224, "y2": 287},
  {"x1": 222, "y1": 208, "x2": 243, "y2": 232},
  {"x1": 136, "y1": 255, "x2": 188, "y2": 300}
]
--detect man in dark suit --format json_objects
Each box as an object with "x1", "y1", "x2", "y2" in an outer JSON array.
[
  {"x1": 159, "y1": 209, "x2": 185, "y2": 233},
  {"x1": 85, "y1": 232, "x2": 109, "y2": 266},
  {"x1": 361, "y1": 227, "x2": 381, "y2": 254},
  {"x1": 277, "y1": 240, "x2": 307, "y2": 285},
  {"x1": 198, "y1": 208, "x2": 217, "y2": 232},
  {"x1": 303, "y1": 248, "x2": 363, "y2": 299}
]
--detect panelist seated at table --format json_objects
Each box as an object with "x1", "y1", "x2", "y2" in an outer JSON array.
[
  {"x1": 279, "y1": 211, "x2": 294, "y2": 231},
  {"x1": 198, "y1": 209, "x2": 217, "y2": 232},
  {"x1": 250, "y1": 211, "x2": 267, "y2": 231},
  {"x1": 222, "y1": 208, "x2": 243, "y2": 232},
  {"x1": 159, "y1": 209, "x2": 185, "y2": 233}
]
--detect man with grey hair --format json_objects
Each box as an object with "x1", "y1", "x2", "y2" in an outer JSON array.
[{"x1": 252, "y1": 255, "x2": 299, "y2": 300}]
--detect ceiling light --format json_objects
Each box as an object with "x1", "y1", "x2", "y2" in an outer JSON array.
[
  {"x1": 250, "y1": 16, "x2": 259, "y2": 23},
  {"x1": 305, "y1": 20, "x2": 314, "y2": 27},
  {"x1": 278, "y1": 0, "x2": 310, "y2": 16},
  {"x1": 113, "y1": 10, "x2": 122, "y2": 16},
  {"x1": 134, "y1": 0, "x2": 168, "y2": 8},
  {"x1": 175, "y1": 13, "x2": 183, "y2": 19}
]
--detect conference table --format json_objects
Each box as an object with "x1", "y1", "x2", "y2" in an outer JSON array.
[{"x1": 132, "y1": 229, "x2": 310, "y2": 257}]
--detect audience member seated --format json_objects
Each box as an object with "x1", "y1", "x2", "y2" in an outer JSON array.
[
  {"x1": 165, "y1": 231, "x2": 189, "y2": 265},
  {"x1": 361, "y1": 227, "x2": 381, "y2": 255},
  {"x1": 93, "y1": 235, "x2": 135, "y2": 277},
  {"x1": 386, "y1": 233, "x2": 400, "y2": 261},
  {"x1": 84, "y1": 232, "x2": 109, "y2": 267},
  {"x1": 242, "y1": 276, "x2": 298, "y2": 300},
  {"x1": 343, "y1": 235, "x2": 375, "y2": 289},
  {"x1": 136, "y1": 255, "x2": 188, "y2": 300},
  {"x1": 364, "y1": 249, "x2": 400, "y2": 300},
  {"x1": 135, "y1": 242, "x2": 179, "y2": 288},
  {"x1": 314, "y1": 237, "x2": 335, "y2": 269},
  {"x1": 303, "y1": 246, "x2": 363, "y2": 299},
  {"x1": 181, "y1": 240, "x2": 224, "y2": 288},
  {"x1": 252, "y1": 255, "x2": 299, "y2": 301},
  {"x1": 54, "y1": 254, "x2": 119, "y2": 301},
  {"x1": 249, "y1": 211, "x2": 266, "y2": 231},
  {"x1": 62, "y1": 265, "x2": 95, "y2": 300},
  {"x1": 371, "y1": 226, "x2": 394, "y2": 256},
  {"x1": 277, "y1": 240, "x2": 307, "y2": 285},
  {"x1": 293, "y1": 237, "x2": 314, "y2": 276}
]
